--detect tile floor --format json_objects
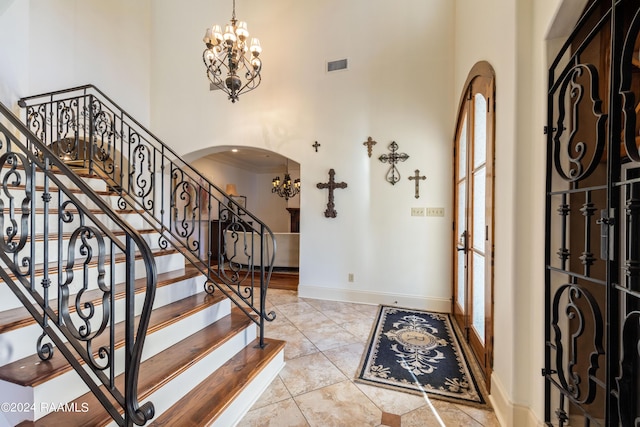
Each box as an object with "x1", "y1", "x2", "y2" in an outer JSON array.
[{"x1": 238, "y1": 289, "x2": 501, "y2": 427}]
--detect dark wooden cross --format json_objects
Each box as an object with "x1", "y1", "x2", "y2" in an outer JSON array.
[
  {"x1": 316, "y1": 169, "x2": 347, "y2": 218},
  {"x1": 363, "y1": 136, "x2": 377, "y2": 158},
  {"x1": 408, "y1": 169, "x2": 426, "y2": 198},
  {"x1": 312, "y1": 141, "x2": 321, "y2": 152},
  {"x1": 378, "y1": 141, "x2": 409, "y2": 185}
]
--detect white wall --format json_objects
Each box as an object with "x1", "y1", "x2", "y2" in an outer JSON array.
[
  {"x1": 0, "y1": 0, "x2": 151, "y2": 124},
  {"x1": 150, "y1": 0, "x2": 456, "y2": 311},
  {"x1": 0, "y1": 1, "x2": 29, "y2": 111}
]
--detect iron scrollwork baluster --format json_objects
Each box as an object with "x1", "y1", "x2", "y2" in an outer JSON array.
[
  {"x1": 58, "y1": 203, "x2": 112, "y2": 371},
  {"x1": 129, "y1": 130, "x2": 154, "y2": 211},
  {"x1": 0, "y1": 152, "x2": 32, "y2": 277},
  {"x1": 171, "y1": 167, "x2": 200, "y2": 253}
]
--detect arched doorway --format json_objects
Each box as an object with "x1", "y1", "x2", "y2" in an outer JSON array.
[
  {"x1": 188, "y1": 146, "x2": 301, "y2": 291},
  {"x1": 452, "y1": 61, "x2": 495, "y2": 387}
]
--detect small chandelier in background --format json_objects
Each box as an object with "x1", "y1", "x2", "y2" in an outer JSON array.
[
  {"x1": 272, "y1": 161, "x2": 301, "y2": 201},
  {"x1": 202, "y1": 0, "x2": 262, "y2": 103}
]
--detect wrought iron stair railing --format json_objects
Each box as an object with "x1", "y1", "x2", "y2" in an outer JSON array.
[
  {"x1": 0, "y1": 101, "x2": 157, "y2": 425},
  {"x1": 18, "y1": 85, "x2": 277, "y2": 347}
]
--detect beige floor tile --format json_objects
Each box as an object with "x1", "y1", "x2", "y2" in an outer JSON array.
[
  {"x1": 267, "y1": 322, "x2": 320, "y2": 359},
  {"x1": 301, "y1": 323, "x2": 361, "y2": 351},
  {"x1": 284, "y1": 309, "x2": 334, "y2": 331},
  {"x1": 355, "y1": 382, "x2": 429, "y2": 416},
  {"x1": 251, "y1": 376, "x2": 292, "y2": 410},
  {"x1": 351, "y1": 303, "x2": 380, "y2": 317},
  {"x1": 322, "y1": 342, "x2": 366, "y2": 378},
  {"x1": 279, "y1": 352, "x2": 347, "y2": 396},
  {"x1": 268, "y1": 291, "x2": 302, "y2": 306},
  {"x1": 295, "y1": 380, "x2": 382, "y2": 427},
  {"x1": 238, "y1": 398, "x2": 309, "y2": 427},
  {"x1": 400, "y1": 402, "x2": 448, "y2": 427},
  {"x1": 340, "y1": 319, "x2": 375, "y2": 341},
  {"x1": 322, "y1": 308, "x2": 372, "y2": 324},
  {"x1": 277, "y1": 301, "x2": 319, "y2": 318},
  {"x1": 453, "y1": 403, "x2": 500, "y2": 427}
]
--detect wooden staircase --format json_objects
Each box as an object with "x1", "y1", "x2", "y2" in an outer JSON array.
[{"x1": 0, "y1": 167, "x2": 285, "y2": 426}]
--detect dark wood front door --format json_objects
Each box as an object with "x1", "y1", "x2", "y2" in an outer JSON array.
[{"x1": 452, "y1": 62, "x2": 495, "y2": 386}]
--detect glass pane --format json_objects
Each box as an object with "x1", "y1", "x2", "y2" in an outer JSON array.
[
  {"x1": 457, "y1": 181, "x2": 466, "y2": 311},
  {"x1": 459, "y1": 114, "x2": 467, "y2": 179},
  {"x1": 472, "y1": 252, "x2": 485, "y2": 343},
  {"x1": 474, "y1": 94, "x2": 486, "y2": 168},
  {"x1": 472, "y1": 166, "x2": 486, "y2": 251},
  {"x1": 458, "y1": 250, "x2": 465, "y2": 311}
]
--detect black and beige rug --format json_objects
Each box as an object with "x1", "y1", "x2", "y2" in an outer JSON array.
[{"x1": 356, "y1": 305, "x2": 490, "y2": 407}]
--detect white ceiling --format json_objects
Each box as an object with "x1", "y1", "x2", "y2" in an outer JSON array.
[{"x1": 204, "y1": 147, "x2": 300, "y2": 174}]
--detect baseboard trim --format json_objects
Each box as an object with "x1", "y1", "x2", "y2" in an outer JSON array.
[
  {"x1": 297, "y1": 285, "x2": 451, "y2": 313},
  {"x1": 490, "y1": 373, "x2": 544, "y2": 427}
]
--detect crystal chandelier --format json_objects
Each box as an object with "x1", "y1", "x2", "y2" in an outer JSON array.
[
  {"x1": 202, "y1": 0, "x2": 262, "y2": 103},
  {"x1": 272, "y1": 161, "x2": 300, "y2": 201}
]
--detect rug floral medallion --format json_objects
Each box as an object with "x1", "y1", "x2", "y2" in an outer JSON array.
[{"x1": 356, "y1": 305, "x2": 489, "y2": 407}]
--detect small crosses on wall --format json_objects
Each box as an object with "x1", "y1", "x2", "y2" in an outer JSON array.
[
  {"x1": 312, "y1": 141, "x2": 321, "y2": 152},
  {"x1": 363, "y1": 136, "x2": 377, "y2": 158},
  {"x1": 408, "y1": 169, "x2": 426, "y2": 199},
  {"x1": 378, "y1": 141, "x2": 409, "y2": 185},
  {"x1": 316, "y1": 169, "x2": 348, "y2": 218}
]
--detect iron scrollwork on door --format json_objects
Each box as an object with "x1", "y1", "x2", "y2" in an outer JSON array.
[
  {"x1": 546, "y1": 1, "x2": 640, "y2": 426},
  {"x1": 550, "y1": 283, "x2": 604, "y2": 405},
  {"x1": 552, "y1": 63, "x2": 607, "y2": 183},
  {"x1": 616, "y1": 311, "x2": 640, "y2": 426}
]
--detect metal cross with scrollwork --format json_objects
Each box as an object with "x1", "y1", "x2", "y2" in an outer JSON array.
[
  {"x1": 316, "y1": 169, "x2": 347, "y2": 218},
  {"x1": 408, "y1": 169, "x2": 426, "y2": 198},
  {"x1": 378, "y1": 141, "x2": 409, "y2": 185},
  {"x1": 363, "y1": 136, "x2": 377, "y2": 157}
]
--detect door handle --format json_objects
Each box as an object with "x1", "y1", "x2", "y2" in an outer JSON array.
[{"x1": 457, "y1": 231, "x2": 467, "y2": 252}]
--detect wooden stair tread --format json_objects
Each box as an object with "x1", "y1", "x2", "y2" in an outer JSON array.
[
  {"x1": 0, "y1": 290, "x2": 225, "y2": 387},
  {"x1": 19, "y1": 311, "x2": 259, "y2": 427},
  {"x1": 15, "y1": 207, "x2": 139, "y2": 215},
  {"x1": 6, "y1": 184, "x2": 114, "y2": 196},
  {"x1": 149, "y1": 337, "x2": 285, "y2": 427},
  {"x1": 29, "y1": 228, "x2": 156, "y2": 243},
  {"x1": 0, "y1": 268, "x2": 201, "y2": 334},
  {"x1": 1, "y1": 248, "x2": 179, "y2": 282}
]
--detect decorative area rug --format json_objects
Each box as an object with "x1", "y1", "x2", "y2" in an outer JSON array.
[{"x1": 356, "y1": 305, "x2": 490, "y2": 407}]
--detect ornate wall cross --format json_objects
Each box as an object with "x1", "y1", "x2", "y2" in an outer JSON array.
[
  {"x1": 312, "y1": 141, "x2": 321, "y2": 152},
  {"x1": 378, "y1": 141, "x2": 409, "y2": 185},
  {"x1": 363, "y1": 136, "x2": 377, "y2": 157},
  {"x1": 408, "y1": 169, "x2": 426, "y2": 198},
  {"x1": 316, "y1": 169, "x2": 347, "y2": 218}
]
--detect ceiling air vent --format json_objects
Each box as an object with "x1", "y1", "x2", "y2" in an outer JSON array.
[{"x1": 327, "y1": 59, "x2": 348, "y2": 72}]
